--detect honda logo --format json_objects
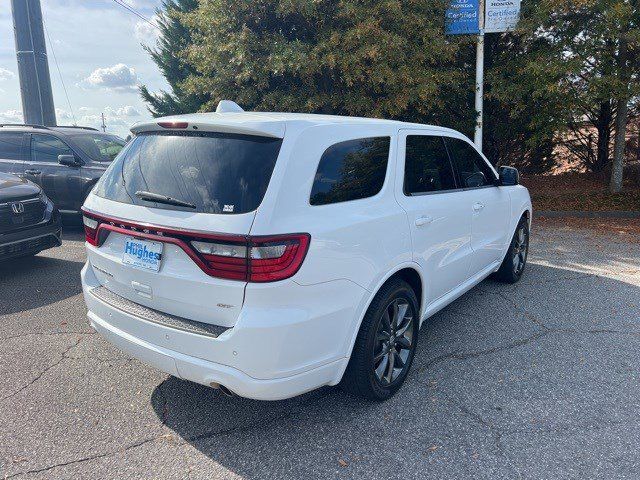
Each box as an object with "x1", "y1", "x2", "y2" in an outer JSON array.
[{"x1": 11, "y1": 202, "x2": 25, "y2": 214}]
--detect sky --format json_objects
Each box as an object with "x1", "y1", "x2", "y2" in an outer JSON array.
[{"x1": 0, "y1": 0, "x2": 169, "y2": 138}]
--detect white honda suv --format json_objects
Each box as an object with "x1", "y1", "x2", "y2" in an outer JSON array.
[{"x1": 81, "y1": 101, "x2": 532, "y2": 401}]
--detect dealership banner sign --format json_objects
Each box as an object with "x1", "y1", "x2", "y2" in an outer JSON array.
[
  {"x1": 484, "y1": 0, "x2": 521, "y2": 33},
  {"x1": 445, "y1": 0, "x2": 480, "y2": 35}
]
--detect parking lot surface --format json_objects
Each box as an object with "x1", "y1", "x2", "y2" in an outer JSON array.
[{"x1": 1, "y1": 223, "x2": 639, "y2": 479}]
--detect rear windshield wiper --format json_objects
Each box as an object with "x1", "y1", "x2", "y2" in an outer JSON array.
[{"x1": 135, "y1": 190, "x2": 196, "y2": 209}]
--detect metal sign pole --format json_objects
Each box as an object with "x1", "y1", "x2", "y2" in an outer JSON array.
[{"x1": 474, "y1": 0, "x2": 485, "y2": 151}]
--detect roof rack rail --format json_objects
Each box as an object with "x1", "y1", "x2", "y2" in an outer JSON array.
[
  {"x1": 0, "y1": 123, "x2": 50, "y2": 130},
  {"x1": 57, "y1": 125, "x2": 99, "y2": 131}
]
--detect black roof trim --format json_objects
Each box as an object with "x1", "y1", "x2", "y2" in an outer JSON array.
[
  {"x1": 0, "y1": 123, "x2": 50, "y2": 130},
  {"x1": 56, "y1": 125, "x2": 99, "y2": 131},
  {"x1": 0, "y1": 124, "x2": 99, "y2": 132}
]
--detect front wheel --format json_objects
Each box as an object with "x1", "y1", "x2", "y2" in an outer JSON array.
[
  {"x1": 340, "y1": 279, "x2": 419, "y2": 401},
  {"x1": 494, "y1": 216, "x2": 529, "y2": 284}
]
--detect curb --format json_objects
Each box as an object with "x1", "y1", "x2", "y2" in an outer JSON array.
[{"x1": 535, "y1": 210, "x2": 640, "y2": 219}]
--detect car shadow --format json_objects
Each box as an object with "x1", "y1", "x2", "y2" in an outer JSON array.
[
  {"x1": 0, "y1": 254, "x2": 84, "y2": 314},
  {"x1": 147, "y1": 262, "x2": 639, "y2": 478}
]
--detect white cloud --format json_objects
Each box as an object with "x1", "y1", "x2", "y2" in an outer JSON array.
[
  {"x1": 134, "y1": 15, "x2": 161, "y2": 46},
  {"x1": 78, "y1": 106, "x2": 94, "y2": 113},
  {"x1": 79, "y1": 64, "x2": 139, "y2": 92},
  {"x1": 0, "y1": 68, "x2": 14, "y2": 81},
  {"x1": 56, "y1": 108, "x2": 74, "y2": 121},
  {"x1": 0, "y1": 109, "x2": 23, "y2": 123},
  {"x1": 104, "y1": 105, "x2": 141, "y2": 117}
]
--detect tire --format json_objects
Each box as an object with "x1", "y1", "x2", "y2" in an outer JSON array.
[
  {"x1": 494, "y1": 215, "x2": 529, "y2": 284},
  {"x1": 340, "y1": 278, "x2": 419, "y2": 401}
]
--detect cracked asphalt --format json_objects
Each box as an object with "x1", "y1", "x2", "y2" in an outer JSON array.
[{"x1": 1, "y1": 222, "x2": 639, "y2": 479}]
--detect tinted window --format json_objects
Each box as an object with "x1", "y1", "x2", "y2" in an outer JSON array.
[
  {"x1": 31, "y1": 134, "x2": 73, "y2": 163},
  {"x1": 67, "y1": 133, "x2": 125, "y2": 162},
  {"x1": 310, "y1": 137, "x2": 390, "y2": 205},
  {"x1": 445, "y1": 137, "x2": 496, "y2": 188},
  {"x1": 0, "y1": 133, "x2": 25, "y2": 161},
  {"x1": 404, "y1": 136, "x2": 456, "y2": 194},
  {"x1": 94, "y1": 131, "x2": 282, "y2": 214}
]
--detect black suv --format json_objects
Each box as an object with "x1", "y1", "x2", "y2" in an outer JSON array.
[{"x1": 0, "y1": 124, "x2": 125, "y2": 218}]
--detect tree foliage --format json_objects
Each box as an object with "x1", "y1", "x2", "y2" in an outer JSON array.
[
  {"x1": 139, "y1": 0, "x2": 209, "y2": 117},
  {"x1": 140, "y1": 0, "x2": 638, "y2": 178},
  {"x1": 502, "y1": 0, "x2": 640, "y2": 175},
  {"x1": 181, "y1": 1, "x2": 469, "y2": 122}
]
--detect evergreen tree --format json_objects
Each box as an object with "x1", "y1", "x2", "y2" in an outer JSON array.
[
  {"x1": 180, "y1": 0, "x2": 473, "y2": 129},
  {"x1": 139, "y1": 0, "x2": 208, "y2": 117}
]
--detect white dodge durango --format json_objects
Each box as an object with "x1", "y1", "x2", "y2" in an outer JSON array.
[{"x1": 81, "y1": 101, "x2": 532, "y2": 401}]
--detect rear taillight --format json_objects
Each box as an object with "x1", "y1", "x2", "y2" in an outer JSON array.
[
  {"x1": 82, "y1": 215, "x2": 99, "y2": 246},
  {"x1": 80, "y1": 209, "x2": 310, "y2": 283},
  {"x1": 249, "y1": 234, "x2": 310, "y2": 282},
  {"x1": 191, "y1": 240, "x2": 248, "y2": 281},
  {"x1": 191, "y1": 233, "x2": 310, "y2": 282}
]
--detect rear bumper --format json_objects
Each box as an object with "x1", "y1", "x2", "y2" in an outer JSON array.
[
  {"x1": 0, "y1": 214, "x2": 62, "y2": 260},
  {"x1": 81, "y1": 261, "x2": 364, "y2": 400},
  {"x1": 88, "y1": 311, "x2": 346, "y2": 400}
]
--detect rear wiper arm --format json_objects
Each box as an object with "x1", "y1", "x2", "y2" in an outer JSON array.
[{"x1": 135, "y1": 190, "x2": 196, "y2": 209}]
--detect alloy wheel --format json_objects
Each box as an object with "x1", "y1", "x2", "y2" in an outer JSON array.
[
  {"x1": 373, "y1": 298, "x2": 414, "y2": 385},
  {"x1": 512, "y1": 223, "x2": 528, "y2": 276}
]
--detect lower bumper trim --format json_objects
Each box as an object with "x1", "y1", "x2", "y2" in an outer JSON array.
[
  {"x1": 0, "y1": 230, "x2": 62, "y2": 260},
  {"x1": 89, "y1": 285, "x2": 229, "y2": 338}
]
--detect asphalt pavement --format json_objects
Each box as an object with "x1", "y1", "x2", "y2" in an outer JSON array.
[{"x1": 1, "y1": 224, "x2": 639, "y2": 479}]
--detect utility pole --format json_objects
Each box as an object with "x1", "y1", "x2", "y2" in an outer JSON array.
[
  {"x1": 101, "y1": 113, "x2": 106, "y2": 132},
  {"x1": 474, "y1": 0, "x2": 485, "y2": 150},
  {"x1": 11, "y1": 0, "x2": 57, "y2": 126}
]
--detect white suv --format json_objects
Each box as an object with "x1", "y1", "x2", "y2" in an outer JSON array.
[{"x1": 81, "y1": 102, "x2": 532, "y2": 401}]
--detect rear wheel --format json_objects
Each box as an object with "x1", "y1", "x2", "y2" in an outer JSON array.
[
  {"x1": 340, "y1": 279, "x2": 419, "y2": 400},
  {"x1": 494, "y1": 216, "x2": 529, "y2": 284}
]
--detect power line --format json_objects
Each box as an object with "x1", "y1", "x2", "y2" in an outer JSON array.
[
  {"x1": 111, "y1": 0, "x2": 158, "y2": 29},
  {"x1": 42, "y1": 17, "x2": 77, "y2": 126}
]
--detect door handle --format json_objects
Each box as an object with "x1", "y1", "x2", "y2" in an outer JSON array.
[
  {"x1": 472, "y1": 202, "x2": 485, "y2": 212},
  {"x1": 415, "y1": 215, "x2": 434, "y2": 227},
  {"x1": 25, "y1": 169, "x2": 41, "y2": 175}
]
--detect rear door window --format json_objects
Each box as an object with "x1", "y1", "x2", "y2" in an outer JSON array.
[
  {"x1": 31, "y1": 134, "x2": 74, "y2": 163},
  {"x1": 0, "y1": 132, "x2": 26, "y2": 160},
  {"x1": 94, "y1": 131, "x2": 283, "y2": 214},
  {"x1": 310, "y1": 137, "x2": 390, "y2": 205},
  {"x1": 444, "y1": 137, "x2": 497, "y2": 188},
  {"x1": 404, "y1": 135, "x2": 457, "y2": 194},
  {"x1": 67, "y1": 134, "x2": 125, "y2": 162}
]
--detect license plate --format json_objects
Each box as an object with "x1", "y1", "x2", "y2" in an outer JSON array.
[{"x1": 122, "y1": 237, "x2": 163, "y2": 272}]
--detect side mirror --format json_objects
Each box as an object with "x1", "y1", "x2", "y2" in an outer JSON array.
[
  {"x1": 499, "y1": 166, "x2": 519, "y2": 186},
  {"x1": 58, "y1": 154, "x2": 81, "y2": 167}
]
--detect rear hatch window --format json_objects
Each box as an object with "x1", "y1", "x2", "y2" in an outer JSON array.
[{"x1": 94, "y1": 131, "x2": 283, "y2": 214}]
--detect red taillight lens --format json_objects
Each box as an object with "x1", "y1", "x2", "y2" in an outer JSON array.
[
  {"x1": 82, "y1": 215, "x2": 99, "y2": 246},
  {"x1": 191, "y1": 240, "x2": 248, "y2": 281},
  {"x1": 249, "y1": 234, "x2": 310, "y2": 282},
  {"x1": 191, "y1": 233, "x2": 310, "y2": 282}
]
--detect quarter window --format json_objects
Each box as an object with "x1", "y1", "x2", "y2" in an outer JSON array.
[
  {"x1": 0, "y1": 133, "x2": 25, "y2": 161},
  {"x1": 310, "y1": 137, "x2": 390, "y2": 205},
  {"x1": 404, "y1": 135, "x2": 456, "y2": 194},
  {"x1": 31, "y1": 134, "x2": 73, "y2": 163},
  {"x1": 445, "y1": 137, "x2": 496, "y2": 188}
]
